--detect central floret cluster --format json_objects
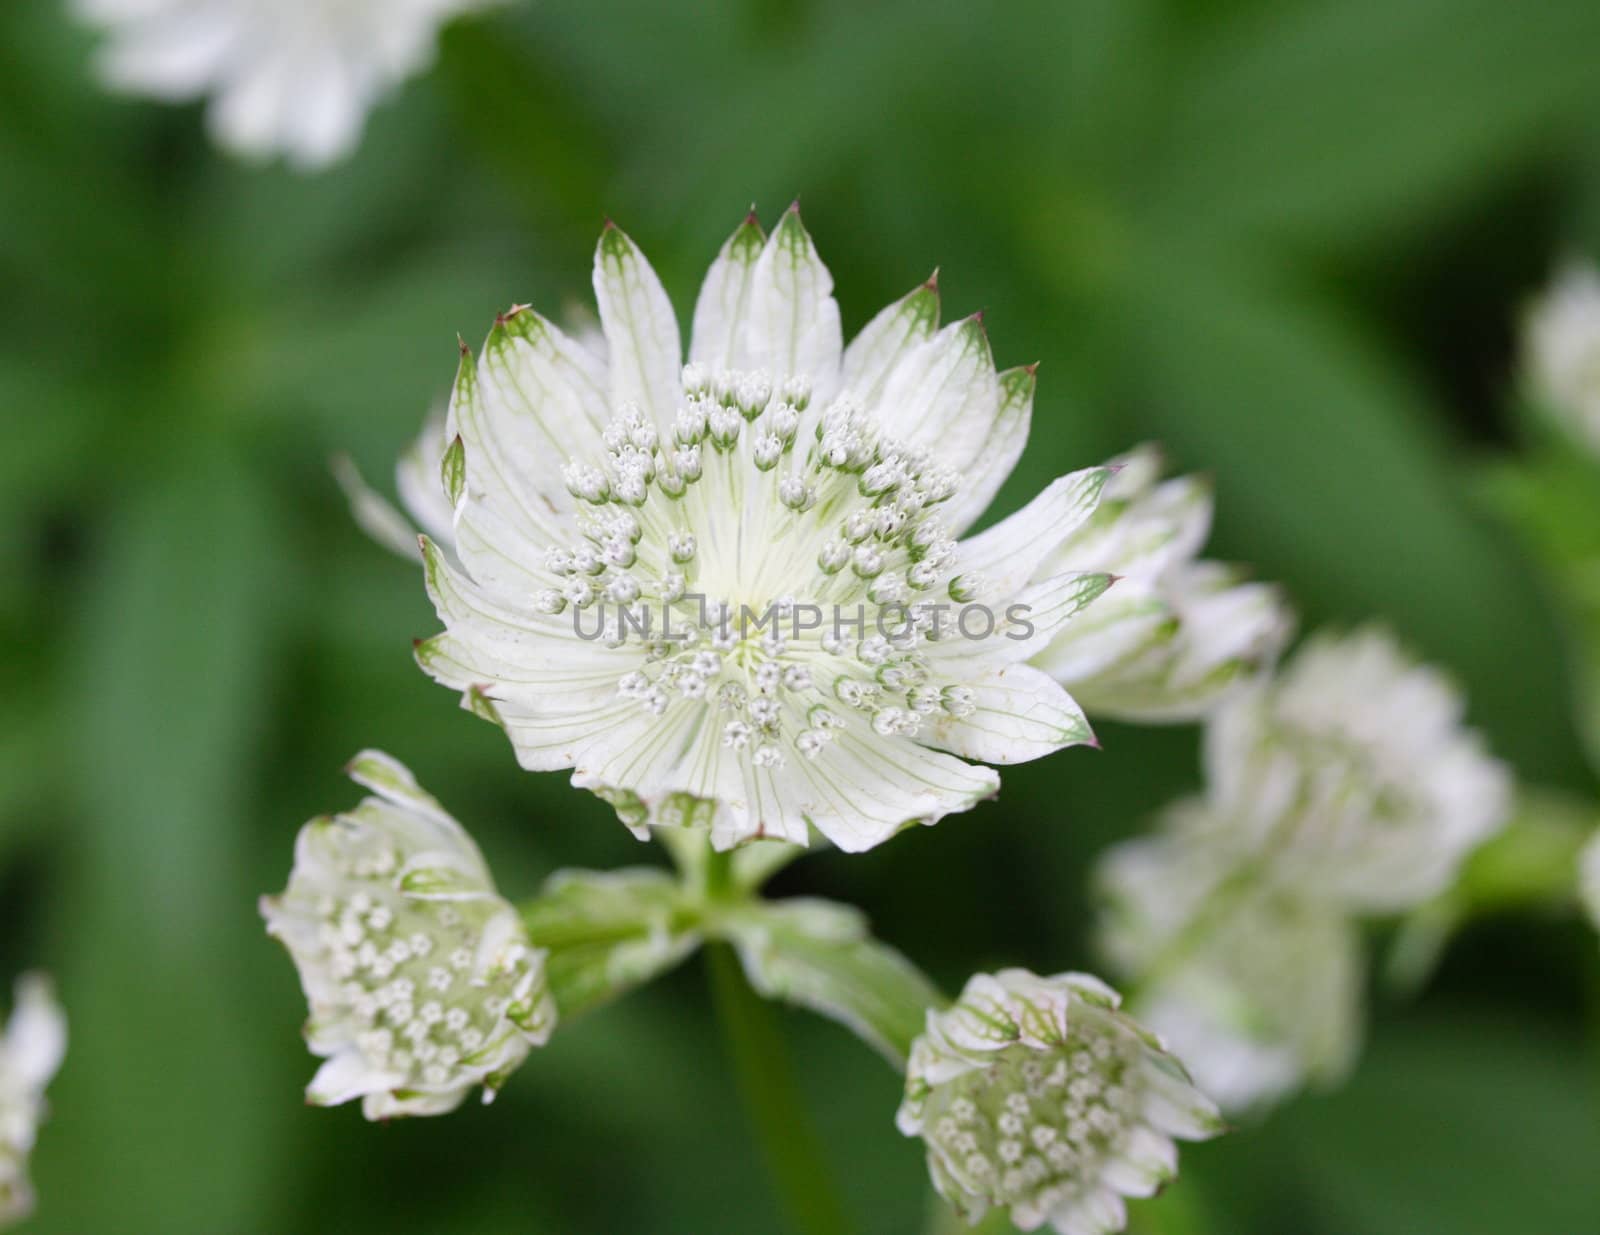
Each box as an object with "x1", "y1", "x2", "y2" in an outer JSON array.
[
  {"x1": 538, "y1": 362, "x2": 991, "y2": 776},
  {"x1": 923, "y1": 1031, "x2": 1147, "y2": 1213}
]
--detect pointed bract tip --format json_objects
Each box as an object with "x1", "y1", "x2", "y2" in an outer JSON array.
[
  {"x1": 601, "y1": 216, "x2": 617, "y2": 231},
  {"x1": 923, "y1": 267, "x2": 941, "y2": 292},
  {"x1": 785, "y1": 198, "x2": 802, "y2": 216},
  {"x1": 1025, "y1": 361, "x2": 1040, "y2": 375},
  {"x1": 967, "y1": 309, "x2": 986, "y2": 327},
  {"x1": 412, "y1": 637, "x2": 426, "y2": 650},
  {"x1": 457, "y1": 334, "x2": 470, "y2": 356},
  {"x1": 744, "y1": 203, "x2": 760, "y2": 226}
]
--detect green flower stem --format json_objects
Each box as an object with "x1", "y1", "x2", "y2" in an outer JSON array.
[
  {"x1": 704, "y1": 845, "x2": 735, "y2": 901},
  {"x1": 705, "y1": 941, "x2": 858, "y2": 1235}
]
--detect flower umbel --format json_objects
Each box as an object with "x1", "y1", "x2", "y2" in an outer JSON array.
[
  {"x1": 261, "y1": 750, "x2": 554, "y2": 1119},
  {"x1": 417, "y1": 208, "x2": 1119, "y2": 852},
  {"x1": 898, "y1": 969, "x2": 1221, "y2": 1235},
  {"x1": 0, "y1": 975, "x2": 66, "y2": 1227},
  {"x1": 1199, "y1": 626, "x2": 1511, "y2": 911},
  {"x1": 73, "y1": 0, "x2": 498, "y2": 169}
]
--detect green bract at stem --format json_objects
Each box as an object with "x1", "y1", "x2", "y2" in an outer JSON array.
[{"x1": 518, "y1": 835, "x2": 948, "y2": 1062}]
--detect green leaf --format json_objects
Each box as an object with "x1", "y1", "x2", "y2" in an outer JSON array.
[
  {"x1": 42, "y1": 439, "x2": 297, "y2": 1234},
  {"x1": 521, "y1": 867, "x2": 703, "y2": 1018},
  {"x1": 1158, "y1": 0, "x2": 1600, "y2": 247},
  {"x1": 718, "y1": 898, "x2": 944, "y2": 1067}
]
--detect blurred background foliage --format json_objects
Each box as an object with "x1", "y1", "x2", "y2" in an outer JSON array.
[{"x1": 3, "y1": 0, "x2": 1600, "y2": 1232}]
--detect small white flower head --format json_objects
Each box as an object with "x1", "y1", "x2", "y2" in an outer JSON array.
[
  {"x1": 1033, "y1": 444, "x2": 1294, "y2": 722},
  {"x1": 1200, "y1": 626, "x2": 1511, "y2": 912},
  {"x1": 73, "y1": 0, "x2": 500, "y2": 169},
  {"x1": 1523, "y1": 259, "x2": 1600, "y2": 454},
  {"x1": 1581, "y1": 831, "x2": 1600, "y2": 933},
  {"x1": 898, "y1": 969, "x2": 1221, "y2": 1235},
  {"x1": 1097, "y1": 825, "x2": 1362, "y2": 1114},
  {"x1": 415, "y1": 208, "x2": 1125, "y2": 854},
  {"x1": 0, "y1": 975, "x2": 67, "y2": 1227},
  {"x1": 261, "y1": 750, "x2": 554, "y2": 1119}
]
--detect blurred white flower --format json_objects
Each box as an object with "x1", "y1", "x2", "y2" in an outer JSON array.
[
  {"x1": 1524, "y1": 260, "x2": 1600, "y2": 453},
  {"x1": 0, "y1": 975, "x2": 66, "y2": 1227},
  {"x1": 1033, "y1": 445, "x2": 1293, "y2": 722},
  {"x1": 1199, "y1": 626, "x2": 1511, "y2": 912},
  {"x1": 261, "y1": 750, "x2": 554, "y2": 1119},
  {"x1": 1097, "y1": 825, "x2": 1362, "y2": 1114},
  {"x1": 73, "y1": 0, "x2": 498, "y2": 169},
  {"x1": 898, "y1": 969, "x2": 1221, "y2": 1235},
  {"x1": 1581, "y1": 831, "x2": 1600, "y2": 932},
  {"x1": 415, "y1": 208, "x2": 1127, "y2": 852}
]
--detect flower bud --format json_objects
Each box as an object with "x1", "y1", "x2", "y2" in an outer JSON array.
[
  {"x1": 261, "y1": 751, "x2": 555, "y2": 1119},
  {"x1": 898, "y1": 969, "x2": 1221, "y2": 1234}
]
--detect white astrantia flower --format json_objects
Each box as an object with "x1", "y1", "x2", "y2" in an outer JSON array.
[
  {"x1": 1524, "y1": 259, "x2": 1600, "y2": 454},
  {"x1": 1197, "y1": 626, "x2": 1511, "y2": 912},
  {"x1": 261, "y1": 750, "x2": 555, "y2": 1119},
  {"x1": 73, "y1": 0, "x2": 498, "y2": 170},
  {"x1": 415, "y1": 208, "x2": 1127, "y2": 853},
  {"x1": 1581, "y1": 831, "x2": 1600, "y2": 932},
  {"x1": 1031, "y1": 445, "x2": 1293, "y2": 722},
  {"x1": 0, "y1": 975, "x2": 66, "y2": 1227},
  {"x1": 898, "y1": 969, "x2": 1222, "y2": 1235},
  {"x1": 1097, "y1": 825, "x2": 1362, "y2": 1114}
]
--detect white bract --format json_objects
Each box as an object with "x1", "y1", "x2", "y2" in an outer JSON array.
[
  {"x1": 1032, "y1": 445, "x2": 1293, "y2": 722},
  {"x1": 262, "y1": 750, "x2": 554, "y2": 1119},
  {"x1": 1524, "y1": 260, "x2": 1600, "y2": 454},
  {"x1": 1581, "y1": 831, "x2": 1600, "y2": 932},
  {"x1": 416, "y1": 208, "x2": 1128, "y2": 852},
  {"x1": 73, "y1": 0, "x2": 496, "y2": 169},
  {"x1": 0, "y1": 976, "x2": 66, "y2": 1227},
  {"x1": 1097, "y1": 826, "x2": 1362, "y2": 1114},
  {"x1": 898, "y1": 969, "x2": 1221, "y2": 1235},
  {"x1": 1198, "y1": 627, "x2": 1511, "y2": 911}
]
